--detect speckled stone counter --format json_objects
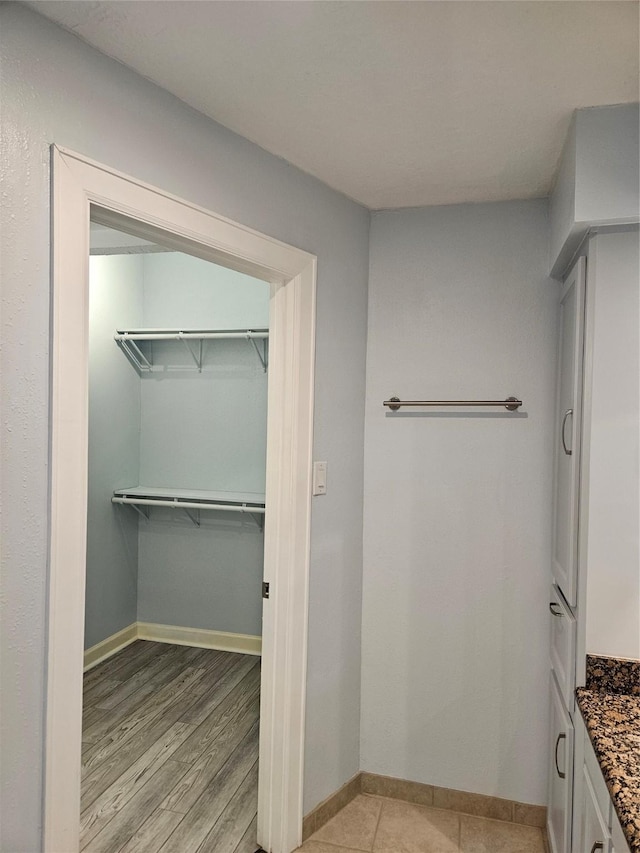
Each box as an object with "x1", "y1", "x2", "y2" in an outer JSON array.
[
  {"x1": 585, "y1": 654, "x2": 640, "y2": 697},
  {"x1": 576, "y1": 655, "x2": 640, "y2": 853}
]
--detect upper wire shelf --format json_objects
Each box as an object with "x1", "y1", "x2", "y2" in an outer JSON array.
[
  {"x1": 114, "y1": 328, "x2": 269, "y2": 372},
  {"x1": 112, "y1": 485, "x2": 266, "y2": 529}
]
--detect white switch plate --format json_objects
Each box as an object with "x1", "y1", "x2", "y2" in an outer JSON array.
[{"x1": 312, "y1": 461, "x2": 327, "y2": 495}]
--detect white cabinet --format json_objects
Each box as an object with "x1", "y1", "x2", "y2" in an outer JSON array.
[
  {"x1": 548, "y1": 224, "x2": 638, "y2": 853},
  {"x1": 573, "y1": 716, "x2": 632, "y2": 853},
  {"x1": 552, "y1": 256, "x2": 586, "y2": 609},
  {"x1": 548, "y1": 674, "x2": 575, "y2": 853},
  {"x1": 548, "y1": 254, "x2": 586, "y2": 853},
  {"x1": 550, "y1": 583, "x2": 577, "y2": 710}
]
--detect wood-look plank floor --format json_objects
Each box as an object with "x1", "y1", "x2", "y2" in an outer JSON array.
[{"x1": 82, "y1": 641, "x2": 261, "y2": 853}]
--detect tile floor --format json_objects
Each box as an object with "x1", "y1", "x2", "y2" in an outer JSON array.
[{"x1": 296, "y1": 794, "x2": 547, "y2": 853}]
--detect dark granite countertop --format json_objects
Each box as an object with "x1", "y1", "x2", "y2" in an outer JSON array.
[{"x1": 576, "y1": 655, "x2": 640, "y2": 853}]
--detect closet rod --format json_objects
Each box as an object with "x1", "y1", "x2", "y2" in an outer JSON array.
[
  {"x1": 383, "y1": 396, "x2": 522, "y2": 411},
  {"x1": 111, "y1": 497, "x2": 266, "y2": 513},
  {"x1": 114, "y1": 330, "x2": 268, "y2": 341}
]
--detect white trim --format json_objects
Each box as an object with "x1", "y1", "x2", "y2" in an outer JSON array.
[
  {"x1": 83, "y1": 624, "x2": 138, "y2": 672},
  {"x1": 83, "y1": 623, "x2": 261, "y2": 673},
  {"x1": 137, "y1": 622, "x2": 262, "y2": 656},
  {"x1": 46, "y1": 145, "x2": 316, "y2": 853}
]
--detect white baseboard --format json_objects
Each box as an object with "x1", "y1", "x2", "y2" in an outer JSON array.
[
  {"x1": 84, "y1": 622, "x2": 262, "y2": 670},
  {"x1": 83, "y1": 623, "x2": 138, "y2": 671},
  {"x1": 137, "y1": 621, "x2": 262, "y2": 656}
]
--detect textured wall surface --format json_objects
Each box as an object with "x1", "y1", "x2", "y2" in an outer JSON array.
[
  {"x1": 361, "y1": 200, "x2": 558, "y2": 806},
  {"x1": 0, "y1": 6, "x2": 368, "y2": 849}
]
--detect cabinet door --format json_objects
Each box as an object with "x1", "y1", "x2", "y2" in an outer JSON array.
[
  {"x1": 611, "y1": 811, "x2": 631, "y2": 853},
  {"x1": 578, "y1": 764, "x2": 611, "y2": 853},
  {"x1": 552, "y1": 256, "x2": 586, "y2": 607},
  {"x1": 548, "y1": 675, "x2": 574, "y2": 853},
  {"x1": 550, "y1": 584, "x2": 576, "y2": 710}
]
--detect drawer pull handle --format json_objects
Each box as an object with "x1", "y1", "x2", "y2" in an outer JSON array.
[
  {"x1": 561, "y1": 409, "x2": 573, "y2": 455},
  {"x1": 549, "y1": 602, "x2": 563, "y2": 617},
  {"x1": 589, "y1": 844, "x2": 604, "y2": 853},
  {"x1": 554, "y1": 733, "x2": 566, "y2": 779}
]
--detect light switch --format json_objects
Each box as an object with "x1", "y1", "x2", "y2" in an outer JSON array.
[{"x1": 312, "y1": 461, "x2": 327, "y2": 496}]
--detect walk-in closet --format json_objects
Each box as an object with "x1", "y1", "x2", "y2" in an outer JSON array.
[{"x1": 81, "y1": 221, "x2": 269, "y2": 853}]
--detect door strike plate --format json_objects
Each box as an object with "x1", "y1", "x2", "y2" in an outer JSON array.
[{"x1": 262, "y1": 581, "x2": 270, "y2": 599}]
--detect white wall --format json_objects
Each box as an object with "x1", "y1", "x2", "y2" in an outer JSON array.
[
  {"x1": 361, "y1": 200, "x2": 557, "y2": 806},
  {"x1": 585, "y1": 228, "x2": 640, "y2": 659},
  {"x1": 0, "y1": 7, "x2": 368, "y2": 848},
  {"x1": 86, "y1": 255, "x2": 143, "y2": 649}
]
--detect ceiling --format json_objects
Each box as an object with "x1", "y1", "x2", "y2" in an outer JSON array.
[{"x1": 29, "y1": 1, "x2": 639, "y2": 209}]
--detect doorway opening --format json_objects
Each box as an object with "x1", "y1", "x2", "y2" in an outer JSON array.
[
  {"x1": 81, "y1": 220, "x2": 268, "y2": 851},
  {"x1": 46, "y1": 146, "x2": 316, "y2": 853}
]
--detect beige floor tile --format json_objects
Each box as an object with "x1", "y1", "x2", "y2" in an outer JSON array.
[
  {"x1": 310, "y1": 794, "x2": 382, "y2": 851},
  {"x1": 460, "y1": 815, "x2": 545, "y2": 853},
  {"x1": 373, "y1": 800, "x2": 460, "y2": 853},
  {"x1": 297, "y1": 843, "x2": 368, "y2": 853}
]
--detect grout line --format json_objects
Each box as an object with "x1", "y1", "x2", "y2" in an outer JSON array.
[{"x1": 370, "y1": 797, "x2": 384, "y2": 852}]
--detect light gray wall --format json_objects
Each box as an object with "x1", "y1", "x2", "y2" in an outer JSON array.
[
  {"x1": 138, "y1": 253, "x2": 269, "y2": 493},
  {"x1": 136, "y1": 252, "x2": 269, "y2": 635},
  {"x1": 0, "y1": 6, "x2": 368, "y2": 848},
  {"x1": 361, "y1": 200, "x2": 557, "y2": 807},
  {"x1": 85, "y1": 255, "x2": 143, "y2": 649},
  {"x1": 141, "y1": 251, "x2": 270, "y2": 330},
  {"x1": 549, "y1": 116, "x2": 577, "y2": 275},
  {"x1": 574, "y1": 105, "x2": 640, "y2": 226},
  {"x1": 585, "y1": 229, "x2": 640, "y2": 659},
  {"x1": 138, "y1": 519, "x2": 265, "y2": 635}
]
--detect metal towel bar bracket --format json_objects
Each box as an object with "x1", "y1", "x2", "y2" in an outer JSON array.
[{"x1": 383, "y1": 396, "x2": 522, "y2": 412}]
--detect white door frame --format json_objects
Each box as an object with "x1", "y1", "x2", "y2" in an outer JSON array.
[{"x1": 45, "y1": 145, "x2": 316, "y2": 853}]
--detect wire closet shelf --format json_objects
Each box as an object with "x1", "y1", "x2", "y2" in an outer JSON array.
[
  {"x1": 114, "y1": 328, "x2": 269, "y2": 372},
  {"x1": 112, "y1": 486, "x2": 266, "y2": 529}
]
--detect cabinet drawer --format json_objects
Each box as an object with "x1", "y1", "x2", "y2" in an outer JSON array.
[
  {"x1": 550, "y1": 584, "x2": 576, "y2": 710},
  {"x1": 578, "y1": 763, "x2": 611, "y2": 853}
]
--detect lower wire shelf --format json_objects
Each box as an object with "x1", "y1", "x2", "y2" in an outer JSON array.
[{"x1": 112, "y1": 486, "x2": 266, "y2": 529}]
